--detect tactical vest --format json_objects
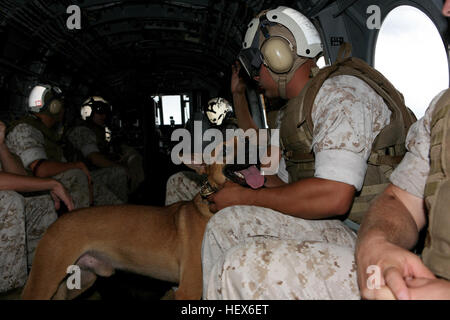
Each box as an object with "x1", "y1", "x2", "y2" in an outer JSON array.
[
  {"x1": 422, "y1": 89, "x2": 450, "y2": 280},
  {"x1": 279, "y1": 44, "x2": 415, "y2": 224},
  {"x1": 8, "y1": 115, "x2": 64, "y2": 163}
]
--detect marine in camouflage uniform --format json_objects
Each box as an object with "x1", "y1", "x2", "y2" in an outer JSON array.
[
  {"x1": 0, "y1": 116, "x2": 67, "y2": 293},
  {"x1": 356, "y1": 89, "x2": 450, "y2": 300},
  {"x1": 165, "y1": 102, "x2": 238, "y2": 206},
  {"x1": 388, "y1": 89, "x2": 450, "y2": 280},
  {"x1": 7, "y1": 120, "x2": 121, "y2": 207},
  {"x1": 66, "y1": 123, "x2": 128, "y2": 204},
  {"x1": 203, "y1": 74, "x2": 392, "y2": 299},
  {"x1": 0, "y1": 191, "x2": 56, "y2": 292},
  {"x1": 201, "y1": 5, "x2": 418, "y2": 299}
]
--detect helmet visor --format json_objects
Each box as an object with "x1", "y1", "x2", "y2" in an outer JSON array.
[
  {"x1": 238, "y1": 47, "x2": 263, "y2": 79},
  {"x1": 91, "y1": 101, "x2": 111, "y2": 115}
]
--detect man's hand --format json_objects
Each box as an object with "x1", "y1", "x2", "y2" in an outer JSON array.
[
  {"x1": 406, "y1": 277, "x2": 450, "y2": 300},
  {"x1": 0, "y1": 120, "x2": 6, "y2": 145},
  {"x1": 50, "y1": 181, "x2": 75, "y2": 211},
  {"x1": 357, "y1": 236, "x2": 436, "y2": 300},
  {"x1": 207, "y1": 181, "x2": 250, "y2": 213},
  {"x1": 231, "y1": 61, "x2": 246, "y2": 96}
]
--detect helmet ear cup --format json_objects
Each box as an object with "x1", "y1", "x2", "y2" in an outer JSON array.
[
  {"x1": 260, "y1": 36, "x2": 294, "y2": 73},
  {"x1": 48, "y1": 99, "x2": 63, "y2": 115}
]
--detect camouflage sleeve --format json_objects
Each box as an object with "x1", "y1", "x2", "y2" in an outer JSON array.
[
  {"x1": 6, "y1": 123, "x2": 47, "y2": 168},
  {"x1": 67, "y1": 126, "x2": 100, "y2": 158},
  {"x1": 389, "y1": 91, "x2": 443, "y2": 198},
  {"x1": 311, "y1": 75, "x2": 392, "y2": 191}
]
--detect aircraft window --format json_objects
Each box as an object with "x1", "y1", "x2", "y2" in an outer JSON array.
[
  {"x1": 317, "y1": 56, "x2": 327, "y2": 69},
  {"x1": 374, "y1": 5, "x2": 449, "y2": 118},
  {"x1": 161, "y1": 95, "x2": 182, "y2": 125},
  {"x1": 184, "y1": 102, "x2": 190, "y2": 123},
  {"x1": 183, "y1": 95, "x2": 191, "y2": 123},
  {"x1": 155, "y1": 107, "x2": 161, "y2": 126}
]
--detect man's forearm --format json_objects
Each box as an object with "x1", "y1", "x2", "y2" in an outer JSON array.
[
  {"x1": 0, "y1": 172, "x2": 57, "y2": 193},
  {"x1": 357, "y1": 185, "x2": 421, "y2": 254},
  {"x1": 0, "y1": 143, "x2": 27, "y2": 175},
  {"x1": 244, "y1": 177, "x2": 355, "y2": 219},
  {"x1": 31, "y1": 160, "x2": 79, "y2": 178}
]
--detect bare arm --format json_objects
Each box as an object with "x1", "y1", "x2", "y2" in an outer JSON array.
[
  {"x1": 355, "y1": 184, "x2": 435, "y2": 300},
  {"x1": 357, "y1": 184, "x2": 426, "y2": 252},
  {"x1": 0, "y1": 121, "x2": 26, "y2": 175},
  {"x1": 0, "y1": 172, "x2": 74, "y2": 211},
  {"x1": 0, "y1": 171, "x2": 60, "y2": 193},
  {"x1": 210, "y1": 177, "x2": 355, "y2": 219},
  {"x1": 29, "y1": 159, "x2": 91, "y2": 185}
]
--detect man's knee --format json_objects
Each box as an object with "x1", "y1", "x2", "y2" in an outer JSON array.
[
  {"x1": 58, "y1": 168, "x2": 89, "y2": 185},
  {"x1": 208, "y1": 239, "x2": 359, "y2": 299},
  {"x1": 106, "y1": 166, "x2": 127, "y2": 179},
  {"x1": 0, "y1": 191, "x2": 25, "y2": 220},
  {"x1": 204, "y1": 206, "x2": 237, "y2": 235},
  {"x1": 166, "y1": 172, "x2": 186, "y2": 189}
]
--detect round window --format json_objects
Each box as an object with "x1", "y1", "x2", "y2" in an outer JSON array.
[{"x1": 375, "y1": 5, "x2": 449, "y2": 118}]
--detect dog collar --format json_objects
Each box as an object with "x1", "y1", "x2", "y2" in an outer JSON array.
[{"x1": 200, "y1": 179, "x2": 218, "y2": 199}]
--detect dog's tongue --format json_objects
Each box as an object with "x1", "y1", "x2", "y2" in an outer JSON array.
[{"x1": 237, "y1": 165, "x2": 265, "y2": 189}]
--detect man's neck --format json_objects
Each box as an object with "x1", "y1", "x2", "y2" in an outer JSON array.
[
  {"x1": 34, "y1": 113, "x2": 55, "y2": 128},
  {"x1": 285, "y1": 59, "x2": 314, "y2": 99}
]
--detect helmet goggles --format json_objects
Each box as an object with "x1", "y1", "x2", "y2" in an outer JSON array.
[
  {"x1": 91, "y1": 100, "x2": 111, "y2": 115},
  {"x1": 238, "y1": 18, "x2": 272, "y2": 79}
]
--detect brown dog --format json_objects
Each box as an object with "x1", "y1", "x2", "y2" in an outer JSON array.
[{"x1": 21, "y1": 158, "x2": 265, "y2": 300}]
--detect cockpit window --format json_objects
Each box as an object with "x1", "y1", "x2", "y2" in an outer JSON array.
[
  {"x1": 161, "y1": 95, "x2": 182, "y2": 125},
  {"x1": 152, "y1": 94, "x2": 191, "y2": 126},
  {"x1": 374, "y1": 5, "x2": 449, "y2": 119}
]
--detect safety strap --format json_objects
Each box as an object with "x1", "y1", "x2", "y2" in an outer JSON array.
[{"x1": 278, "y1": 75, "x2": 288, "y2": 100}]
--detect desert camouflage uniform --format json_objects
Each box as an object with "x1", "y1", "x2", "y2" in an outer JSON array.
[
  {"x1": 202, "y1": 75, "x2": 392, "y2": 299},
  {"x1": 203, "y1": 206, "x2": 358, "y2": 299},
  {"x1": 0, "y1": 191, "x2": 57, "y2": 292},
  {"x1": 388, "y1": 91, "x2": 443, "y2": 198},
  {"x1": 165, "y1": 171, "x2": 204, "y2": 205},
  {"x1": 66, "y1": 125, "x2": 128, "y2": 203},
  {"x1": 6, "y1": 123, "x2": 121, "y2": 206}
]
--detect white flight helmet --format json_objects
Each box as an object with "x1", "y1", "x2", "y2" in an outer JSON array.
[
  {"x1": 28, "y1": 84, "x2": 63, "y2": 116},
  {"x1": 205, "y1": 97, "x2": 233, "y2": 126},
  {"x1": 238, "y1": 6, "x2": 323, "y2": 98},
  {"x1": 80, "y1": 96, "x2": 111, "y2": 120}
]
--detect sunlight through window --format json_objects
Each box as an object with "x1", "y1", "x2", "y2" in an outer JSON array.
[{"x1": 375, "y1": 5, "x2": 449, "y2": 119}]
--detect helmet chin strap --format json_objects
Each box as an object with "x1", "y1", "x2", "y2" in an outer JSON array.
[{"x1": 269, "y1": 57, "x2": 309, "y2": 99}]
